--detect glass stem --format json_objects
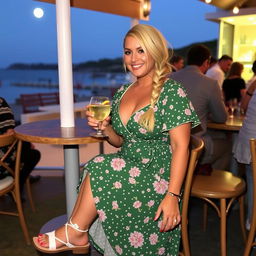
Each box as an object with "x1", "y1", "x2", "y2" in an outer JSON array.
[{"x1": 97, "y1": 121, "x2": 103, "y2": 135}]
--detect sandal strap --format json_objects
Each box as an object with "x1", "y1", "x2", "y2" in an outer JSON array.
[
  {"x1": 69, "y1": 219, "x2": 88, "y2": 233},
  {"x1": 45, "y1": 220, "x2": 88, "y2": 250},
  {"x1": 46, "y1": 224, "x2": 75, "y2": 249}
]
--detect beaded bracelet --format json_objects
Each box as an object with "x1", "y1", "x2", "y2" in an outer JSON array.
[{"x1": 167, "y1": 191, "x2": 182, "y2": 202}]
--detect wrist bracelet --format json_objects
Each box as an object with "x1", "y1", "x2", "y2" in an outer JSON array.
[
  {"x1": 246, "y1": 91, "x2": 253, "y2": 96},
  {"x1": 167, "y1": 191, "x2": 182, "y2": 202}
]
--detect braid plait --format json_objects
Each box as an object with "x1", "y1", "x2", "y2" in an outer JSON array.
[{"x1": 139, "y1": 61, "x2": 171, "y2": 131}]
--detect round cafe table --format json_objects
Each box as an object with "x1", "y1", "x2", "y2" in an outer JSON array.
[{"x1": 14, "y1": 118, "x2": 103, "y2": 217}]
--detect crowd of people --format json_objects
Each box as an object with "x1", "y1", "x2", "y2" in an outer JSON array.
[{"x1": 1, "y1": 23, "x2": 256, "y2": 255}]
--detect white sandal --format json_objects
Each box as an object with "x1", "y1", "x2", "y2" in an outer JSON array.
[{"x1": 33, "y1": 218, "x2": 90, "y2": 254}]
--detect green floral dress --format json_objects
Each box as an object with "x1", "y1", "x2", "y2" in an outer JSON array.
[{"x1": 79, "y1": 79, "x2": 200, "y2": 256}]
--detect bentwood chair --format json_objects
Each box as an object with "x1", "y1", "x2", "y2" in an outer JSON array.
[
  {"x1": 179, "y1": 136, "x2": 204, "y2": 256},
  {"x1": 0, "y1": 133, "x2": 30, "y2": 244},
  {"x1": 243, "y1": 138, "x2": 256, "y2": 256},
  {"x1": 190, "y1": 160, "x2": 247, "y2": 255}
]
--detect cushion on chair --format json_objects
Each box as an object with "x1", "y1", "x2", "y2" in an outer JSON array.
[{"x1": 0, "y1": 176, "x2": 14, "y2": 190}]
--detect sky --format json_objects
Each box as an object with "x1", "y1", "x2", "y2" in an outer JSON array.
[{"x1": 0, "y1": 0, "x2": 218, "y2": 69}]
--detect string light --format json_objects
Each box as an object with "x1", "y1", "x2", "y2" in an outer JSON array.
[
  {"x1": 205, "y1": 0, "x2": 212, "y2": 3},
  {"x1": 233, "y1": 6, "x2": 239, "y2": 14}
]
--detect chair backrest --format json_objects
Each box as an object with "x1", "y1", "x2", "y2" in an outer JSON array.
[
  {"x1": 181, "y1": 136, "x2": 204, "y2": 256},
  {"x1": 39, "y1": 92, "x2": 60, "y2": 106},
  {"x1": 0, "y1": 133, "x2": 18, "y2": 177},
  {"x1": 20, "y1": 94, "x2": 41, "y2": 113}
]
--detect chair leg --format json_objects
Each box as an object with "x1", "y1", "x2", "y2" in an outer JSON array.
[
  {"x1": 182, "y1": 218, "x2": 190, "y2": 256},
  {"x1": 15, "y1": 189, "x2": 31, "y2": 245},
  {"x1": 238, "y1": 195, "x2": 247, "y2": 243},
  {"x1": 243, "y1": 221, "x2": 256, "y2": 256},
  {"x1": 203, "y1": 202, "x2": 208, "y2": 231},
  {"x1": 25, "y1": 178, "x2": 36, "y2": 212},
  {"x1": 220, "y1": 199, "x2": 227, "y2": 256}
]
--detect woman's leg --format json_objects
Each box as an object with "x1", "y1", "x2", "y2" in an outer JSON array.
[{"x1": 38, "y1": 174, "x2": 97, "y2": 248}]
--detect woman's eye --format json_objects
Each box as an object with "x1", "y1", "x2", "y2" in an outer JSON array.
[
  {"x1": 138, "y1": 49, "x2": 144, "y2": 54},
  {"x1": 124, "y1": 50, "x2": 131, "y2": 55}
]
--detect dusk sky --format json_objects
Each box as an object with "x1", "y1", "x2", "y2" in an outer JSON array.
[{"x1": 0, "y1": 0, "x2": 218, "y2": 68}]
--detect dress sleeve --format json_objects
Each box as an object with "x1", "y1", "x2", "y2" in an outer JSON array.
[{"x1": 159, "y1": 80, "x2": 200, "y2": 132}]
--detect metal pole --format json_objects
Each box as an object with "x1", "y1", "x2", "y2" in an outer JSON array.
[{"x1": 56, "y1": 0, "x2": 75, "y2": 128}]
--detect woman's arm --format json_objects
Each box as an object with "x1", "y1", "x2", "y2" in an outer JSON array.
[
  {"x1": 154, "y1": 122, "x2": 191, "y2": 232},
  {"x1": 240, "y1": 80, "x2": 256, "y2": 113},
  {"x1": 86, "y1": 108, "x2": 123, "y2": 148}
]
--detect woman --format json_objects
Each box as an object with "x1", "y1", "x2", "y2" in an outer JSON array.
[
  {"x1": 33, "y1": 24, "x2": 199, "y2": 256},
  {"x1": 233, "y1": 90, "x2": 256, "y2": 230},
  {"x1": 222, "y1": 61, "x2": 246, "y2": 105}
]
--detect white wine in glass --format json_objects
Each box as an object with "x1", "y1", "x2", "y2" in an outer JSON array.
[{"x1": 89, "y1": 96, "x2": 111, "y2": 138}]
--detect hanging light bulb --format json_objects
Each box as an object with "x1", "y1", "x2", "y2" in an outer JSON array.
[
  {"x1": 233, "y1": 6, "x2": 239, "y2": 14},
  {"x1": 205, "y1": 0, "x2": 212, "y2": 3}
]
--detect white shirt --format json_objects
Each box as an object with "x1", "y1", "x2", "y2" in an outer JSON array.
[
  {"x1": 206, "y1": 63, "x2": 224, "y2": 90},
  {"x1": 233, "y1": 91, "x2": 256, "y2": 164}
]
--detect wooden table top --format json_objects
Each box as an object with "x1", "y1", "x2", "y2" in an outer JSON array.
[
  {"x1": 14, "y1": 118, "x2": 103, "y2": 145},
  {"x1": 207, "y1": 115, "x2": 244, "y2": 131}
]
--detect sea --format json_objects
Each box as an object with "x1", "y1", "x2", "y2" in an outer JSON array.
[{"x1": 0, "y1": 69, "x2": 129, "y2": 104}]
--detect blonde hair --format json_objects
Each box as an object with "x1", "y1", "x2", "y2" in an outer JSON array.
[{"x1": 123, "y1": 24, "x2": 172, "y2": 131}]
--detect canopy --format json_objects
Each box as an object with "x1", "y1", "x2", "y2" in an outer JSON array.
[
  {"x1": 35, "y1": 0, "x2": 150, "y2": 20},
  {"x1": 198, "y1": 0, "x2": 256, "y2": 10}
]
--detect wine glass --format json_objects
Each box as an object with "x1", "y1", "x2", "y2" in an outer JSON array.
[
  {"x1": 88, "y1": 96, "x2": 111, "y2": 138},
  {"x1": 228, "y1": 98, "x2": 238, "y2": 118}
]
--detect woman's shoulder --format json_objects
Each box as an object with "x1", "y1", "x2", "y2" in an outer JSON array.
[{"x1": 161, "y1": 78, "x2": 188, "y2": 96}]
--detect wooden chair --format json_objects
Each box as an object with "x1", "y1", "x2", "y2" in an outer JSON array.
[
  {"x1": 0, "y1": 133, "x2": 30, "y2": 244},
  {"x1": 190, "y1": 162, "x2": 247, "y2": 255},
  {"x1": 180, "y1": 136, "x2": 204, "y2": 256},
  {"x1": 243, "y1": 138, "x2": 256, "y2": 256},
  {"x1": 20, "y1": 93, "x2": 41, "y2": 113}
]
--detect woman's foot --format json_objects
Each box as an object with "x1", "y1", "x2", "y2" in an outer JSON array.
[{"x1": 33, "y1": 219, "x2": 90, "y2": 254}]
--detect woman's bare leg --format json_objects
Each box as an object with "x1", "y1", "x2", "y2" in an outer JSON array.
[{"x1": 38, "y1": 174, "x2": 97, "y2": 248}]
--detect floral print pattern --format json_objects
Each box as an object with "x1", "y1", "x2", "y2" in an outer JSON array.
[{"x1": 79, "y1": 79, "x2": 200, "y2": 255}]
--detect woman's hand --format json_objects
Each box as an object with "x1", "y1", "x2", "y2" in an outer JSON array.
[
  {"x1": 85, "y1": 106, "x2": 111, "y2": 131},
  {"x1": 154, "y1": 195, "x2": 181, "y2": 232}
]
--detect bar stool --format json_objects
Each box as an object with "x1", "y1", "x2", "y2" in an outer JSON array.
[
  {"x1": 243, "y1": 138, "x2": 256, "y2": 255},
  {"x1": 190, "y1": 169, "x2": 247, "y2": 256}
]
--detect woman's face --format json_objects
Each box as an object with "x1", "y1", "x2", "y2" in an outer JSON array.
[{"x1": 123, "y1": 36, "x2": 155, "y2": 79}]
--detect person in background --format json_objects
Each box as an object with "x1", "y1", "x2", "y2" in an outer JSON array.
[
  {"x1": 222, "y1": 62, "x2": 246, "y2": 105},
  {"x1": 232, "y1": 90, "x2": 256, "y2": 230},
  {"x1": 33, "y1": 24, "x2": 200, "y2": 256},
  {"x1": 240, "y1": 60, "x2": 256, "y2": 112},
  {"x1": 0, "y1": 97, "x2": 41, "y2": 195},
  {"x1": 171, "y1": 44, "x2": 230, "y2": 172},
  {"x1": 209, "y1": 56, "x2": 217, "y2": 69},
  {"x1": 170, "y1": 55, "x2": 184, "y2": 72},
  {"x1": 246, "y1": 60, "x2": 256, "y2": 89},
  {"x1": 206, "y1": 54, "x2": 233, "y2": 89}
]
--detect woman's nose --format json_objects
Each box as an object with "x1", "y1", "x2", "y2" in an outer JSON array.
[{"x1": 131, "y1": 52, "x2": 138, "y2": 62}]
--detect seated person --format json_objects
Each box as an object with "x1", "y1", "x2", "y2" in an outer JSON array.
[
  {"x1": 0, "y1": 97, "x2": 41, "y2": 194},
  {"x1": 222, "y1": 62, "x2": 246, "y2": 105}
]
